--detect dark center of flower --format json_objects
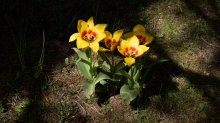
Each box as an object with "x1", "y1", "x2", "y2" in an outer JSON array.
[
  {"x1": 136, "y1": 35, "x2": 146, "y2": 45},
  {"x1": 124, "y1": 47, "x2": 138, "y2": 58},
  {"x1": 81, "y1": 30, "x2": 97, "y2": 43}
]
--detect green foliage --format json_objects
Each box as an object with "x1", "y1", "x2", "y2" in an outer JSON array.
[{"x1": 15, "y1": 100, "x2": 30, "y2": 112}]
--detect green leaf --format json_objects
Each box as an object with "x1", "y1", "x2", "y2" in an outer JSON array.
[
  {"x1": 76, "y1": 59, "x2": 91, "y2": 80},
  {"x1": 100, "y1": 80, "x2": 108, "y2": 85},
  {"x1": 119, "y1": 70, "x2": 134, "y2": 88},
  {"x1": 94, "y1": 72, "x2": 111, "y2": 85},
  {"x1": 156, "y1": 33, "x2": 164, "y2": 38},
  {"x1": 120, "y1": 85, "x2": 139, "y2": 104},
  {"x1": 82, "y1": 80, "x2": 95, "y2": 99},
  {"x1": 15, "y1": 106, "x2": 23, "y2": 112},
  {"x1": 129, "y1": 65, "x2": 141, "y2": 82},
  {"x1": 94, "y1": 61, "x2": 111, "y2": 69},
  {"x1": 72, "y1": 47, "x2": 89, "y2": 61},
  {"x1": 98, "y1": 51, "x2": 111, "y2": 65},
  {"x1": 114, "y1": 61, "x2": 127, "y2": 72},
  {"x1": 65, "y1": 58, "x2": 69, "y2": 65}
]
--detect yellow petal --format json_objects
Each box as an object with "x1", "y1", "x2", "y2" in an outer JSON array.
[
  {"x1": 117, "y1": 46, "x2": 124, "y2": 56},
  {"x1": 77, "y1": 20, "x2": 84, "y2": 32},
  {"x1": 119, "y1": 40, "x2": 129, "y2": 53},
  {"x1": 93, "y1": 32, "x2": 106, "y2": 44},
  {"x1": 127, "y1": 35, "x2": 139, "y2": 47},
  {"x1": 80, "y1": 21, "x2": 88, "y2": 33},
  {"x1": 124, "y1": 57, "x2": 135, "y2": 67},
  {"x1": 89, "y1": 43, "x2": 99, "y2": 53},
  {"x1": 76, "y1": 38, "x2": 89, "y2": 49},
  {"x1": 110, "y1": 43, "x2": 118, "y2": 51},
  {"x1": 135, "y1": 45, "x2": 149, "y2": 57},
  {"x1": 94, "y1": 24, "x2": 107, "y2": 33},
  {"x1": 113, "y1": 29, "x2": 124, "y2": 42},
  {"x1": 87, "y1": 16, "x2": 94, "y2": 28},
  {"x1": 123, "y1": 32, "x2": 134, "y2": 39},
  {"x1": 143, "y1": 33, "x2": 154, "y2": 45},
  {"x1": 99, "y1": 46, "x2": 110, "y2": 51},
  {"x1": 133, "y1": 24, "x2": 145, "y2": 33},
  {"x1": 104, "y1": 31, "x2": 112, "y2": 48},
  {"x1": 69, "y1": 33, "x2": 80, "y2": 42}
]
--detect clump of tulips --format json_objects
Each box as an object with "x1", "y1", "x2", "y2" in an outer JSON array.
[{"x1": 69, "y1": 17, "x2": 168, "y2": 104}]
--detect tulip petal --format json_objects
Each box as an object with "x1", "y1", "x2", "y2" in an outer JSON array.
[
  {"x1": 94, "y1": 24, "x2": 107, "y2": 33},
  {"x1": 89, "y1": 43, "x2": 99, "y2": 53},
  {"x1": 87, "y1": 16, "x2": 94, "y2": 28},
  {"x1": 77, "y1": 20, "x2": 84, "y2": 32},
  {"x1": 113, "y1": 29, "x2": 124, "y2": 42},
  {"x1": 117, "y1": 46, "x2": 125, "y2": 56},
  {"x1": 80, "y1": 21, "x2": 88, "y2": 33},
  {"x1": 123, "y1": 32, "x2": 134, "y2": 39},
  {"x1": 104, "y1": 31, "x2": 112, "y2": 47},
  {"x1": 99, "y1": 46, "x2": 110, "y2": 51},
  {"x1": 124, "y1": 57, "x2": 135, "y2": 67},
  {"x1": 127, "y1": 35, "x2": 139, "y2": 47},
  {"x1": 120, "y1": 40, "x2": 129, "y2": 53},
  {"x1": 135, "y1": 45, "x2": 149, "y2": 57},
  {"x1": 110, "y1": 43, "x2": 118, "y2": 51},
  {"x1": 77, "y1": 38, "x2": 89, "y2": 49},
  {"x1": 143, "y1": 33, "x2": 154, "y2": 45},
  {"x1": 133, "y1": 24, "x2": 145, "y2": 33},
  {"x1": 69, "y1": 33, "x2": 80, "y2": 42},
  {"x1": 93, "y1": 32, "x2": 106, "y2": 44}
]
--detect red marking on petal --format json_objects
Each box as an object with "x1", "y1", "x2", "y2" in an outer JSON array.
[
  {"x1": 113, "y1": 39, "x2": 117, "y2": 43},
  {"x1": 93, "y1": 32, "x2": 97, "y2": 38},
  {"x1": 123, "y1": 51, "x2": 126, "y2": 56},
  {"x1": 136, "y1": 35, "x2": 143, "y2": 39},
  {"x1": 129, "y1": 47, "x2": 136, "y2": 51},
  {"x1": 88, "y1": 30, "x2": 93, "y2": 34},
  {"x1": 135, "y1": 50, "x2": 138, "y2": 55},
  {"x1": 143, "y1": 37, "x2": 146, "y2": 42},
  {"x1": 82, "y1": 31, "x2": 87, "y2": 37},
  {"x1": 106, "y1": 39, "x2": 111, "y2": 45},
  {"x1": 112, "y1": 45, "x2": 117, "y2": 51},
  {"x1": 125, "y1": 47, "x2": 129, "y2": 53}
]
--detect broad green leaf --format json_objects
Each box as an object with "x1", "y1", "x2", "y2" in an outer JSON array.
[
  {"x1": 82, "y1": 80, "x2": 95, "y2": 98},
  {"x1": 98, "y1": 51, "x2": 111, "y2": 65},
  {"x1": 72, "y1": 47, "x2": 88, "y2": 61},
  {"x1": 119, "y1": 70, "x2": 134, "y2": 88},
  {"x1": 94, "y1": 61, "x2": 111, "y2": 69},
  {"x1": 120, "y1": 85, "x2": 139, "y2": 104},
  {"x1": 100, "y1": 80, "x2": 108, "y2": 85},
  {"x1": 94, "y1": 72, "x2": 111, "y2": 85},
  {"x1": 114, "y1": 61, "x2": 127, "y2": 72},
  {"x1": 76, "y1": 59, "x2": 91, "y2": 80}
]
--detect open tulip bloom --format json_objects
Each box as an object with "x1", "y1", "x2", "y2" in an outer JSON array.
[
  {"x1": 69, "y1": 16, "x2": 107, "y2": 53},
  {"x1": 99, "y1": 30, "x2": 124, "y2": 51},
  {"x1": 123, "y1": 24, "x2": 153, "y2": 46},
  {"x1": 117, "y1": 35, "x2": 149, "y2": 67}
]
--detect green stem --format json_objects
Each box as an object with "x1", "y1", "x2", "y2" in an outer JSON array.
[{"x1": 111, "y1": 51, "x2": 115, "y2": 95}]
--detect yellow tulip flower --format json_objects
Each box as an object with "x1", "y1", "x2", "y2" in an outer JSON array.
[
  {"x1": 117, "y1": 35, "x2": 149, "y2": 67},
  {"x1": 69, "y1": 17, "x2": 107, "y2": 53},
  {"x1": 99, "y1": 30, "x2": 124, "y2": 51},
  {"x1": 123, "y1": 24, "x2": 153, "y2": 46}
]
